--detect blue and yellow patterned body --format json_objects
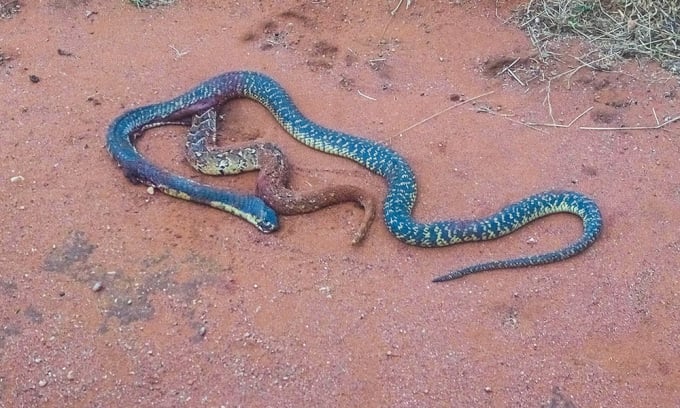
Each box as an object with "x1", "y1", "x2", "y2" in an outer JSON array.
[{"x1": 106, "y1": 71, "x2": 602, "y2": 282}]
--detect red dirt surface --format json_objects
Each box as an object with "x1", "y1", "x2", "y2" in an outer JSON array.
[{"x1": 2, "y1": 1, "x2": 679, "y2": 406}]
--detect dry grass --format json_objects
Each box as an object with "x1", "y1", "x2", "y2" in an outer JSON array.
[{"x1": 516, "y1": 0, "x2": 680, "y2": 74}]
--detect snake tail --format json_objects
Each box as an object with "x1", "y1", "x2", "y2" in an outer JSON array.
[{"x1": 431, "y1": 191, "x2": 601, "y2": 281}]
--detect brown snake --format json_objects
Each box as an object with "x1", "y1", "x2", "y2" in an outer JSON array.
[{"x1": 184, "y1": 109, "x2": 376, "y2": 244}]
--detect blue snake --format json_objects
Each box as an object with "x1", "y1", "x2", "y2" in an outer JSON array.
[{"x1": 106, "y1": 71, "x2": 603, "y2": 282}]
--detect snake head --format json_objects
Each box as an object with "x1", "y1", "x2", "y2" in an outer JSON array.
[
  {"x1": 255, "y1": 205, "x2": 280, "y2": 233},
  {"x1": 240, "y1": 197, "x2": 279, "y2": 233}
]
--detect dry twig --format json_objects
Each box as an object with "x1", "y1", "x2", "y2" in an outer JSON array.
[{"x1": 395, "y1": 91, "x2": 495, "y2": 136}]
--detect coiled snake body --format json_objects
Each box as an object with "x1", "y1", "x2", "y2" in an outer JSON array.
[
  {"x1": 185, "y1": 109, "x2": 375, "y2": 244},
  {"x1": 106, "y1": 71, "x2": 602, "y2": 282}
]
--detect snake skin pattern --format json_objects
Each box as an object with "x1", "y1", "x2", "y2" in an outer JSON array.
[{"x1": 106, "y1": 71, "x2": 603, "y2": 282}]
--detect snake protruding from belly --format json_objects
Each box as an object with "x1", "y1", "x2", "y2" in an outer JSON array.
[
  {"x1": 106, "y1": 71, "x2": 603, "y2": 282},
  {"x1": 184, "y1": 109, "x2": 375, "y2": 244}
]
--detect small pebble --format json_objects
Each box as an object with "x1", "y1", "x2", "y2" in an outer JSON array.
[
  {"x1": 198, "y1": 326, "x2": 207, "y2": 337},
  {"x1": 38, "y1": 379, "x2": 47, "y2": 387},
  {"x1": 92, "y1": 281, "x2": 103, "y2": 292},
  {"x1": 67, "y1": 371, "x2": 75, "y2": 381},
  {"x1": 146, "y1": 186, "x2": 155, "y2": 195},
  {"x1": 10, "y1": 175, "x2": 24, "y2": 183},
  {"x1": 29, "y1": 74, "x2": 40, "y2": 83}
]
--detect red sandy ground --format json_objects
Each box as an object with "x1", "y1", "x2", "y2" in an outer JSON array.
[{"x1": 1, "y1": 1, "x2": 679, "y2": 406}]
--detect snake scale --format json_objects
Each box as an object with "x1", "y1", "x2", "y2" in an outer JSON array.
[
  {"x1": 106, "y1": 71, "x2": 603, "y2": 282},
  {"x1": 185, "y1": 108, "x2": 375, "y2": 244}
]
